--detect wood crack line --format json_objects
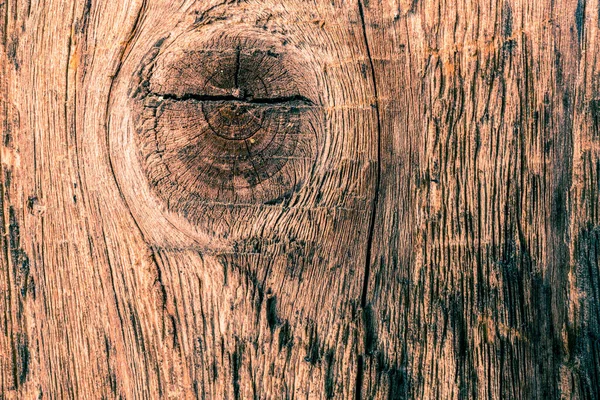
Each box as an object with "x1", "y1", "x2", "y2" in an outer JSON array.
[
  {"x1": 151, "y1": 92, "x2": 314, "y2": 106},
  {"x1": 355, "y1": 0, "x2": 382, "y2": 398}
]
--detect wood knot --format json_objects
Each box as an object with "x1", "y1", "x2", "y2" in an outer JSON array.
[{"x1": 131, "y1": 34, "x2": 318, "y2": 222}]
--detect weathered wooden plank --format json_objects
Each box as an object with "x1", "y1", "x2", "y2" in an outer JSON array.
[
  {"x1": 1, "y1": 0, "x2": 599, "y2": 398},
  {"x1": 361, "y1": 0, "x2": 600, "y2": 398}
]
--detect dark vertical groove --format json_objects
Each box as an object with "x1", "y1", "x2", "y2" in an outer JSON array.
[
  {"x1": 357, "y1": 0, "x2": 382, "y2": 312},
  {"x1": 2, "y1": 0, "x2": 8, "y2": 45},
  {"x1": 0, "y1": 1, "x2": 18, "y2": 385},
  {"x1": 355, "y1": 355, "x2": 364, "y2": 400},
  {"x1": 234, "y1": 45, "x2": 241, "y2": 89},
  {"x1": 1, "y1": 148, "x2": 18, "y2": 391},
  {"x1": 355, "y1": 0, "x2": 383, "y2": 397}
]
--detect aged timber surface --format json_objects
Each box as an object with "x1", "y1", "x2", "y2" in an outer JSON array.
[{"x1": 1, "y1": 0, "x2": 599, "y2": 398}]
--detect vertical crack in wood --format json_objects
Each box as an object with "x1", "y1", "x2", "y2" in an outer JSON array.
[
  {"x1": 1, "y1": 98, "x2": 19, "y2": 393},
  {"x1": 234, "y1": 45, "x2": 241, "y2": 90},
  {"x1": 355, "y1": 0, "x2": 382, "y2": 397},
  {"x1": 244, "y1": 140, "x2": 263, "y2": 187},
  {"x1": 0, "y1": 4, "x2": 19, "y2": 386},
  {"x1": 1, "y1": 0, "x2": 8, "y2": 46}
]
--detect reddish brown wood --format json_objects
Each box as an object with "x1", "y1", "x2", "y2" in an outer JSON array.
[{"x1": 1, "y1": 0, "x2": 599, "y2": 398}]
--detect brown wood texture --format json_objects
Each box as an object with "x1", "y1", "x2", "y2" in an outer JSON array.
[{"x1": 1, "y1": 0, "x2": 600, "y2": 398}]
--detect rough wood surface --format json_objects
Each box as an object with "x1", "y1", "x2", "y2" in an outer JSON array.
[{"x1": 1, "y1": 0, "x2": 599, "y2": 398}]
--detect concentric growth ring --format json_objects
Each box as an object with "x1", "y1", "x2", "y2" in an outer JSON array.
[{"x1": 130, "y1": 34, "x2": 316, "y2": 222}]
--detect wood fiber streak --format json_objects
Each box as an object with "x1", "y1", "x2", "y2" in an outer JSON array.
[{"x1": 0, "y1": 0, "x2": 599, "y2": 399}]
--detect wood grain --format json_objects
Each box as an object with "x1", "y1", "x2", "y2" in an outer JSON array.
[{"x1": 1, "y1": 0, "x2": 599, "y2": 398}]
